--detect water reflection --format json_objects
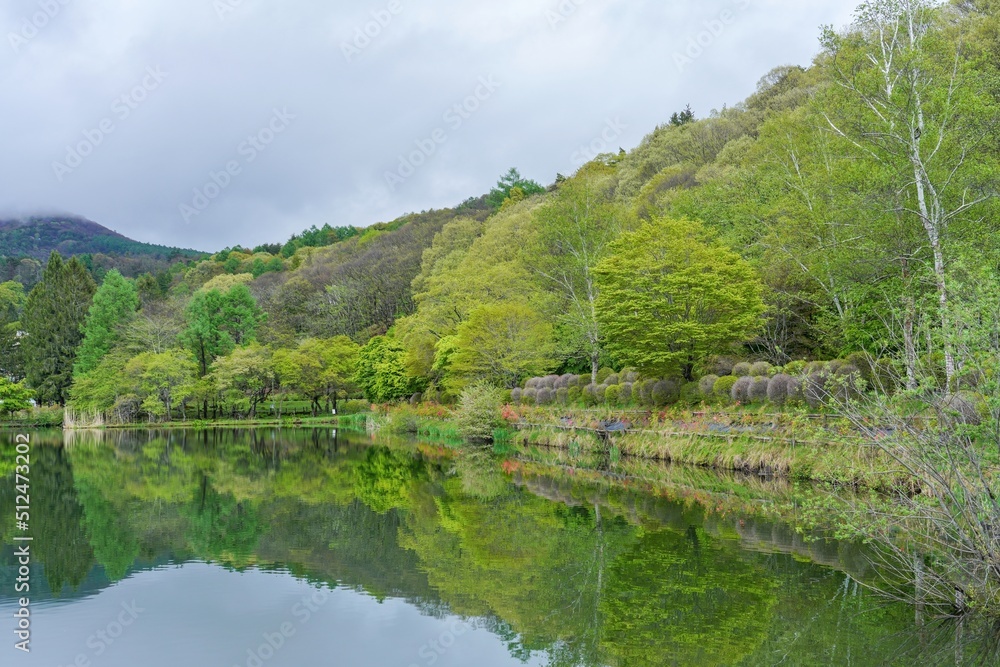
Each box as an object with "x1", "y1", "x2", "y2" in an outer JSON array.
[{"x1": 0, "y1": 428, "x2": 994, "y2": 665}]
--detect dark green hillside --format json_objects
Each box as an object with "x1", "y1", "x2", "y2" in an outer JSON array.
[{"x1": 0, "y1": 216, "x2": 204, "y2": 261}]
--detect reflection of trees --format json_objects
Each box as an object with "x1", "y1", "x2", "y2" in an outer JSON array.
[
  {"x1": 26, "y1": 445, "x2": 95, "y2": 592},
  {"x1": 183, "y1": 473, "x2": 263, "y2": 563},
  {"x1": 353, "y1": 446, "x2": 423, "y2": 514},
  {"x1": 76, "y1": 479, "x2": 140, "y2": 581},
  {"x1": 600, "y1": 527, "x2": 777, "y2": 667}
]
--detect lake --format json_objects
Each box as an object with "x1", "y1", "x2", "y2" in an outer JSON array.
[{"x1": 0, "y1": 428, "x2": 990, "y2": 666}]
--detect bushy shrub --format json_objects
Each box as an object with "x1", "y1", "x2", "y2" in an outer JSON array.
[
  {"x1": 714, "y1": 375, "x2": 739, "y2": 400},
  {"x1": 937, "y1": 391, "x2": 985, "y2": 426},
  {"x1": 707, "y1": 355, "x2": 737, "y2": 376},
  {"x1": 605, "y1": 385, "x2": 621, "y2": 405},
  {"x1": 605, "y1": 374, "x2": 620, "y2": 386},
  {"x1": 804, "y1": 372, "x2": 829, "y2": 409},
  {"x1": 556, "y1": 387, "x2": 569, "y2": 405},
  {"x1": 651, "y1": 379, "x2": 680, "y2": 407},
  {"x1": 537, "y1": 388, "x2": 554, "y2": 405},
  {"x1": 827, "y1": 359, "x2": 846, "y2": 374},
  {"x1": 510, "y1": 388, "x2": 522, "y2": 404},
  {"x1": 567, "y1": 386, "x2": 582, "y2": 404},
  {"x1": 831, "y1": 364, "x2": 862, "y2": 403},
  {"x1": 339, "y1": 399, "x2": 371, "y2": 415},
  {"x1": 731, "y1": 376, "x2": 754, "y2": 403},
  {"x1": 749, "y1": 376, "x2": 770, "y2": 403},
  {"x1": 623, "y1": 370, "x2": 640, "y2": 383},
  {"x1": 750, "y1": 362, "x2": 772, "y2": 377},
  {"x1": 595, "y1": 384, "x2": 609, "y2": 403},
  {"x1": 455, "y1": 383, "x2": 506, "y2": 442},
  {"x1": 637, "y1": 380, "x2": 654, "y2": 406},
  {"x1": 584, "y1": 383, "x2": 599, "y2": 406},
  {"x1": 784, "y1": 360, "x2": 807, "y2": 376},
  {"x1": 699, "y1": 375, "x2": 720, "y2": 397},
  {"x1": 523, "y1": 388, "x2": 538, "y2": 405},
  {"x1": 732, "y1": 362, "x2": 752, "y2": 377},
  {"x1": 525, "y1": 377, "x2": 541, "y2": 389},
  {"x1": 619, "y1": 382, "x2": 633, "y2": 404},
  {"x1": 565, "y1": 374, "x2": 581, "y2": 388},
  {"x1": 542, "y1": 375, "x2": 560, "y2": 389},
  {"x1": 680, "y1": 382, "x2": 702, "y2": 404},
  {"x1": 787, "y1": 376, "x2": 804, "y2": 403},
  {"x1": 596, "y1": 367, "x2": 615, "y2": 384},
  {"x1": 767, "y1": 374, "x2": 793, "y2": 405},
  {"x1": 555, "y1": 374, "x2": 574, "y2": 389},
  {"x1": 805, "y1": 361, "x2": 827, "y2": 374}
]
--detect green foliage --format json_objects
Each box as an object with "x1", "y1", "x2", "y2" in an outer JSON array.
[
  {"x1": 714, "y1": 375, "x2": 738, "y2": 399},
  {"x1": 22, "y1": 252, "x2": 97, "y2": 404},
  {"x1": 0, "y1": 377, "x2": 33, "y2": 418},
  {"x1": 595, "y1": 218, "x2": 766, "y2": 381},
  {"x1": 182, "y1": 284, "x2": 265, "y2": 376},
  {"x1": 447, "y1": 302, "x2": 556, "y2": 391},
  {"x1": 74, "y1": 269, "x2": 139, "y2": 377},
  {"x1": 455, "y1": 382, "x2": 507, "y2": 442},
  {"x1": 486, "y1": 168, "x2": 545, "y2": 210},
  {"x1": 0, "y1": 280, "x2": 26, "y2": 380},
  {"x1": 354, "y1": 335, "x2": 420, "y2": 403}
]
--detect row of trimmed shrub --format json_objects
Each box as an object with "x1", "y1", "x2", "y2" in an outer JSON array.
[{"x1": 512, "y1": 360, "x2": 867, "y2": 409}]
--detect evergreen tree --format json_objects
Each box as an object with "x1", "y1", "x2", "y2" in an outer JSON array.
[
  {"x1": 182, "y1": 285, "x2": 266, "y2": 376},
  {"x1": 22, "y1": 252, "x2": 96, "y2": 404},
  {"x1": 74, "y1": 269, "x2": 139, "y2": 377}
]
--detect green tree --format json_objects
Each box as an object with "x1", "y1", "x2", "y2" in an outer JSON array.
[
  {"x1": 0, "y1": 377, "x2": 33, "y2": 418},
  {"x1": 211, "y1": 344, "x2": 277, "y2": 418},
  {"x1": 354, "y1": 335, "x2": 419, "y2": 403},
  {"x1": 531, "y1": 165, "x2": 625, "y2": 382},
  {"x1": 447, "y1": 302, "x2": 556, "y2": 390},
  {"x1": 487, "y1": 168, "x2": 545, "y2": 210},
  {"x1": 820, "y1": 0, "x2": 999, "y2": 386},
  {"x1": 0, "y1": 281, "x2": 27, "y2": 380},
  {"x1": 182, "y1": 285, "x2": 266, "y2": 376},
  {"x1": 595, "y1": 218, "x2": 766, "y2": 380},
  {"x1": 74, "y1": 269, "x2": 140, "y2": 377},
  {"x1": 22, "y1": 252, "x2": 97, "y2": 404},
  {"x1": 125, "y1": 350, "x2": 198, "y2": 421},
  {"x1": 272, "y1": 336, "x2": 359, "y2": 415}
]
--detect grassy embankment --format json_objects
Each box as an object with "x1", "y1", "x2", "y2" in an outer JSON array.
[{"x1": 358, "y1": 402, "x2": 909, "y2": 491}]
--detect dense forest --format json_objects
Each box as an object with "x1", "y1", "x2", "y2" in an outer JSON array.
[{"x1": 2, "y1": 0, "x2": 1000, "y2": 424}]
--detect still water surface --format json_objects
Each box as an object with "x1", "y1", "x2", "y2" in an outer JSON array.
[{"x1": 0, "y1": 428, "x2": 989, "y2": 665}]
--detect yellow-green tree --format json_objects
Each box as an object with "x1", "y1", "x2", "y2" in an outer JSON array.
[
  {"x1": 595, "y1": 218, "x2": 765, "y2": 380},
  {"x1": 447, "y1": 302, "x2": 556, "y2": 390}
]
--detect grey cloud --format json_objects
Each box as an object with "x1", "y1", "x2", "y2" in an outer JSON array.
[{"x1": 0, "y1": 0, "x2": 857, "y2": 251}]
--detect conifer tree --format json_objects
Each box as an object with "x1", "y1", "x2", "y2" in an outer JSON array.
[{"x1": 22, "y1": 252, "x2": 97, "y2": 404}]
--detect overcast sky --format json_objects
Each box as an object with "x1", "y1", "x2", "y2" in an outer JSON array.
[{"x1": 0, "y1": 0, "x2": 857, "y2": 252}]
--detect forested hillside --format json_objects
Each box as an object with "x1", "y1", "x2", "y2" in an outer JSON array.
[
  {"x1": 0, "y1": 216, "x2": 205, "y2": 290},
  {"x1": 3, "y1": 0, "x2": 999, "y2": 423}
]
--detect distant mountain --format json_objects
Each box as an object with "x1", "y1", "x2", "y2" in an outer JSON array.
[{"x1": 0, "y1": 216, "x2": 204, "y2": 261}]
